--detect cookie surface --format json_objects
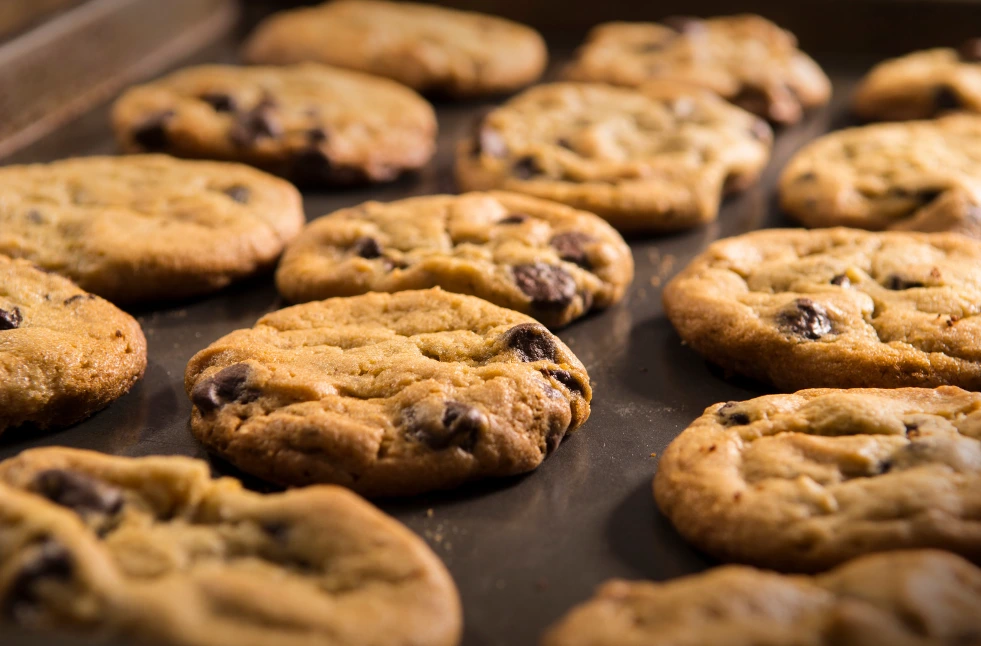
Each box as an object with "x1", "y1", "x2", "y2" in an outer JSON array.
[
  {"x1": 564, "y1": 15, "x2": 831, "y2": 124},
  {"x1": 655, "y1": 387, "x2": 981, "y2": 572},
  {"x1": 663, "y1": 228, "x2": 981, "y2": 391},
  {"x1": 112, "y1": 64, "x2": 437, "y2": 185},
  {"x1": 542, "y1": 550, "x2": 981, "y2": 645},
  {"x1": 242, "y1": 0, "x2": 546, "y2": 97},
  {"x1": 275, "y1": 191, "x2": 633, "y2": 329},
  {"x1": 0, "y1": 447, "x2": 461, "y2": 646},
  {"x1": 853, "y1": 40, "x2": 981, "y2": 121},
  {"x1": 0, "y1": 256, "x2": 146, "y2": 434},
  {"x1": 0, "y1": 155, "x2": 304, "y2": 303},
  {"x1": 780, "y1": 114, "x2": 981, "y2": 238},
  {"x1": 455, "y1": 82, "x2": 772, "y2": 233},
  {"x1": 184, "y1": 288, "x2": 591, "y2": 496}
]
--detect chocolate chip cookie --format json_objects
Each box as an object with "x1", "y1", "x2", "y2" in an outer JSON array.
[
  {"x1": 184, "y1": 288, "x2": 591, "y2": 496},
  {"x1": 655, "y1": 387, "x2": 981, "y2": 572},
  {"x1": 454, "y1": 82, "x2": 772, "y2": 234},
  {"x1": 663, "y1": 228, "x2": 981, "y2": 391},
  {"x1": 275, "y1": 191, "x2": 633, "y2": 329},
  {"x1": 242, "y1": 0, "x2": 547, "y2": 98},
  {"x1": 112, "y1": 64, "x2": 437, "y2": 185},
  {"x1": 0, "y1": 447, "x2": 461, "y2": 646},
  {"x1": 853, "y1": 39, "x2": 981, "y2": 121},
  {"x1": 564, "y1": 15, "x2": 831, "y2": 124},
  {"x1": 0, "y1": 155, "x2": 304, "y2": 304},
  {"x1": 542, "y1": 550, "x2": 981, "y2": 645},
  {"x1": 0, "y1": 256, "x2": 146, "y2": 434},
  {"x1": 780, "y1": 114, "x2": 981, "y2": 238}
]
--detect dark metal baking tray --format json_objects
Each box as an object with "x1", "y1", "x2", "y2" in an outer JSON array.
[{"x1": 1, "y1": 2, "x2": 975, "y2": 644}]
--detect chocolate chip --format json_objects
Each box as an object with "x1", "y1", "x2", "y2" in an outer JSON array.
[
  {"x1": 224, "y1": 185, "x2": 251, "y2": 204},
  {"x1": 131, "y1": 111, "x2": 174, "y2": 151},
  {"x1": 543, "y1": 369, "x2": 586, "y2": 396},
  {"x1": 512, "y1": 156, "x2": 542, "y2": 180},
  {"x1": 499, "y1": 213, "x2": 529, "y2": 225},
  {"x1": 32, "y1": 470, "x2": 123, "y2": 515},
  {"x1": 830, "y1": 274, "x2": 851, "y2": 287},
  {"x1": 26, "y1": 210, "x2": 43, "y2": 224},
  {"x1": 957, "y1": 38, "x2": 981, "y2": 63},
  {"x1": 439, "y1": 402, "x2": 485, "y2": 451},
  {"x1": 661, "y1": 15, "x2": 704, "y2": 33},
  {"x1": 3, "y1": 540, "x2": 73, "y2": 622},
  {"x1": 884, "y1": 275, "x2": 925, "y2": 290},
  {"x1": 0, "y1": 307, "x2": 23, "y2": 330},
  {"x1": 306, "y1": 128, "x2": 328, "y2": 144},
  {"x1": 718, "y1": 402, "x2": 750, "y2": 426},
  {"x1": 200, "y1": 92, "x2": 236, "y2": 112},
  {"x1": 290, "y1": 148, "x2": 365, "y2": 186},
  {"x1": 351, "y1": 237, "x2": 383, "y2": 259},
  {"x1": 230, "y1": 102, "x2": 282, "y2": 147},
  {"x1": 550, "y1": 232, "x2": 595, "y2": 269},
  {"x1": 63, "y1": 294, "x2": 95, "y2": 305},
  {"x1": 473, "y1": 121, "x2": 507, "y2": 158},
  {"x1": 191, "y1": 363, "x2": 259, "y2": 414},
  {"x1": 545, "y1": 426, "x2": 565, "y2": 455},
  {"x1": 502, "y1": 323, "x2": 558, "y2": 362},
  {"x1": 935, "y1": 86, "x2": 963, "y2": 112},
  {"x1": 513, "y1": 263, "x2": 576, "y2": 308},
  {"x1": 779, "y1": 299, "x2": 833, "y2": 340}
]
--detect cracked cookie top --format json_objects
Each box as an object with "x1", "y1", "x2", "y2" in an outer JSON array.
[
  {"x1": 663, "y1": 228, "x2": 981, "y2": 391},
  {"x1": 112, "y1": 64, "x2": 437, "y2": 185},
  {"x1": 780, "y1": 114, "x2": 981, "y2": 238},
  {"x1": 0, "y1": 447, "x2": 461, "y2": 646},
  {"x1": 275, "y1": 191, "x2": 633, "y2": 329},
  {"x1": 0, "y1": 155, "x2": 304, "y2": 304},
  {"x1": 563, "y1": 15, "x2": 831, "y2": 124},
  {"x1": 184, "y1": 288, "x2": 591, "y2": 497},
  {"x1": 654, "y1": 387, "x2": 981, "y2": 572},
  {"x1": 242, "y1": 0, "x2": 547, "y2": 97},
  {"x1": 542, "y1": 550, "x2": 981, "y2": 645},
  {"x1": 454, "y1": 82, "x2": 772, "y2": 233}
]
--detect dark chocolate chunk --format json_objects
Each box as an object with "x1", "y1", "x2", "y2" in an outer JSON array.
[
  {"x1": 230, "y1": 101, "x2": 282, "y2": 147},
  {"x1": 502, "y1": 323, "x2": 558, "y2": 362},
  {"x1": 191, "y1": 363, "x2": 259, "y2": 414},
  {"x1": 957, "y1": 38, "x2": 981, "y2": 63},
  {"x1": 0, "y1": 307, "x2": 23, "y2": 331},
  {"x1": 830, "y1": 274, "x2": 851, "y2": 287},
  {"x1": 512, "y1": 263, "x2": 577, "y2": 308},
  {"x1": 884, "y1": 275, "x2": 925, "y2": 290},
  {"x1": 224, "y1": 185, "x2": 251, "y2": 204},
  {"x1": 512, "y1": 156, "x2": 542, "y2": 180},
  {"x1": 718, "y1": 402, "x2": 750, "y2": 426},
  {"x1": 32, "y1": 470, "x2": 123, "y2": 515},
  {"x1": 200, "y1": 92, "x2": 237, "y2": 112},
  {"x1": 439, "y1": 402, "x2": 486, "y2": 451},
  {"x1": 351, "y1": 237, "x2": 383, "y2": 259},
  {"x1": 661, "y1": 15, "x2": 704, "y2": 34},
  {"x1": 778, "y1": 298, "x2": 833, "y2": 340},
  {"x1": 550, "y1": 232, "x2": 595, "y2": 269},
  {"x1": 935, "y1": 86, "x2": 963, "y2": 112},
  {"x1": 544, "y1": 369, "x2": 586, "y2": 396},
  {"x1": 499, "y1": 213, "x2": 529, "y2": 225},
  {"x1": 131, "y1": 111, "x2": 174, "y2": 151},
  {"x1": 3, "y1": 540, "x2": 73, "y2": 622}
]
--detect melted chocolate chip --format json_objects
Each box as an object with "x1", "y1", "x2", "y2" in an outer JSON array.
[
  {"x1": 513, "y1": 263, "x2": 576, "y2": 308},
  {"x1": 200, "y1": 93, "x2": 236, "y2": 112},
  {"x1": 718, "y1": 402, "x2": 750, "y2": 426},
  {"x1": 230, "y1": 101, "x2": 282, "y2": 147},
  {"x1": 224, "y1": 185, "x2": 251, "y2": 204},
  {"x1": 884, "y1": 275, "x2": 925, "y2": 290},
  {"x1": 512, "y1": 156, "x2": 542, "y2": 180},
  {"x1": 550, "y1": 232, "x2": 596, "y2": 269},
  {"x1": 957, "y1": 38, "x2": 981, "y2": 63},
  {"x1": 830, "y1": 274, "x2": 852, "y2": 287},
  {"x1": 544, "y1": 426, "x2": 566, "y2": 455},
  {"x1": 32, "y1": 470, "x2": 123, "y2": 515},
  {"x1": 502, "y1": 323, "x2": 558, "y2": 362},
  {"x1": 499, "y1": 213, "x2": 529, "y2": 225},
  {"x1": 935, "y1": 86, "x2": 963, "y2": 112},
  {"x1": 131, "y1": 111, "x2": 174, "y2": 151},
  {"x1": 351, "y1": 237, "x2": 383, "y2": 259},
  {"x1": 438, "y1": 402, "x2": 485, "y2": 451},
  {"x1": 661, "y1": 15, "x2": 704, "y2": 33},
  {"x1": 3, "y1": 540, "x2": 73, "y2": 622},
  {"x1": 191, "y1": 363, "x2": 259, "y2": 414},
  {"x1": 778, "y1": 299, "x2": 833, "y2": 340},
  {"x1": 0, "y1": 307, "x2": 23, "y2": 330},
  {"x1": 544, "y1": 369, "x2": 586, "y2": 396}
]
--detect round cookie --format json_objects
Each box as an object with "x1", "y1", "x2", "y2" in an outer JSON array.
[
  {"x1": 455, "y1": 82, "x2": 772, "y2": 234},
  {"x1": 542, "y1": 550, "x2": 981, "y2": 645},
  {"x1": 275, "y1": 191, "x2": 634, "y2": 329},
  {"x1": 654, "y1": 387, "x2": 981, "y2": 572},
  {"x1": 112, "y1": 64, "x2": 437, "y2": 185},
  {"x1": 0, "y1": 447, "x2": 461, "y2": 646},
  {"x1": 780, "y1": 114, "x2": 981, "y2": 238},
  {"x1": 853, "y1": 39, "x2": 981, "y2": 121},
  {"x1": 663, "y1": 228, "x2": 981, "y2": 391},
  {"x1": 563, "y1": 15, "x2": 831, "y2": 124},
  {"x1": 0, "y1": 155, "x2": 304, "y2": 304},
  {"x1": 184, "y1": 288, "x2": 591, "y2": 497},
  {"x1": 0, "y1": 256, "x2": 146, "y2": 434},
  {"x1": 242, "y1": 0, "x2": 547, "y2": 98}
]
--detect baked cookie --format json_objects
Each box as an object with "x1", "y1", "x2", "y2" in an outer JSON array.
[
  {"x1": 112, "y1": 64, "x2": 437, "y2": 185},
  {"x1": 663, "y1": 228, "x2": 981, "y2": 391},
  {"x1": 0, "y1": 155, "x2": 304, "y2": 304},
  {"x1": 853, "y1": 39, "x2": 981, "y2": 121},
  {"x1": 780, "y1": 114, "x2": 981, "y2": 238},
  {"x1": 454, "y1": 82, "x2": 772, "y2": 234},
  {"x1": 0, "y1": 256, "x2": 146, "y2": 434},
  {"x1": 655, "y1": 387, "x2": 981, "y2": 572},
  {"x1": 0, "y1": 447, "x2": 461, "y2": 646},
  {"x1": 242, "y1": 0, "x2": 547, "y2": 98},
  {"x1": 184, "y1": 288, "x2": 591, "y2": 497},
  {"x1": 275, "y1": 192, "x2": 633, "y2": 329},
  {"x1": 564, "y1": 15, "x2": 831, "y2": 124},
  {"x1": 542, "y1": 550, "x2": 981, "y2": 645}
]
